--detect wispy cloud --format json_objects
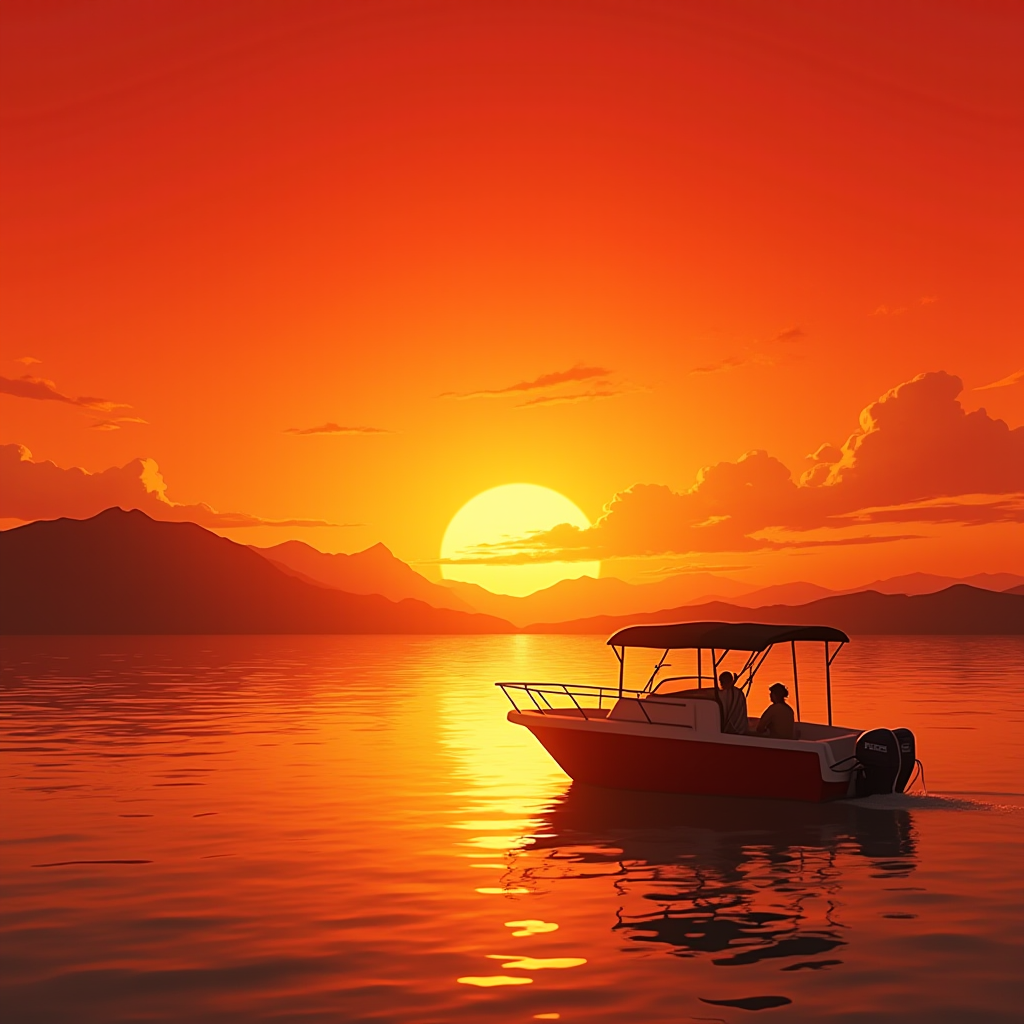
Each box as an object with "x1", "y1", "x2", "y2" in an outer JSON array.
[
  {"x1": 285, "y1": 423, "x2": 391, "y2": 435},
  {"x1": 637, "y1": 562, "x2": 752, "y2": 577},
  {"x1": 975, "y1": 369, "x2": 1024, "y2": 391},
  {"x1": 519, "y1": 387, "x2": 625, "y2": 408},
  {"x1": 442, "y1": 363, "x2": 612, "y2": 400},
  {"x1": 689, "y1": 353, "x2": 751, "y2": 375},
  {"x1": 0, "y1": 373, "x2": 129, "y2": 412},
  {"x1": 831, "y1": 494, "x2": 1024, "y2": 527},
  {"x1": 15, "y1": 355, "x2": 41, "y2": 366},
  {"x1": 871, "y1": 297, "x2": 936, "y2": 316},
  {"x1": 770, "y1": 326, "x2": 805, "y2": 343},
  {"x1": 688, "y1": 325, "x2": 806, "y2": 376},
  {"x1": 89, "y1": 416, "x2": 149, "y2": 432}
]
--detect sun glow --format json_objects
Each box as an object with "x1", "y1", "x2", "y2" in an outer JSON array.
[{"x1": 440, "y1": 484, "x2": 600, "y2": 596}]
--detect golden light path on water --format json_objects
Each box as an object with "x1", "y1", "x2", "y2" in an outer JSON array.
[{"x1": 438, "y1": 634, "x2": 594, "y2": 993}]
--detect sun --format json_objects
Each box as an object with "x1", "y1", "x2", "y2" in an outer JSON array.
[{"x1": 440, "y1": 484, "x2": 600, "y2": 597}]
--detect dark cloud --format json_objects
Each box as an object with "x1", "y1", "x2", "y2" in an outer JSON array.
[
  {"x1": 0, "y1": 373, "x2": 127, "y2": 412},
  {"x1": 285, "y1": 423, "x2": 390, "y2": 435},
  {"x1": 0, "y1": 444, "x2": 349, "y2": 528},
  {"x1": 443, "y1": 371, "x2": 1023, "y2": 564},
  {"x1": 442, "y1": 364, "x2": 612, "y2": 399}
]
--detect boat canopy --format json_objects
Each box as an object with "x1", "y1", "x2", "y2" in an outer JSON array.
[{"x1": 606, "y1": 621, "x2": 849, "y2": 652}]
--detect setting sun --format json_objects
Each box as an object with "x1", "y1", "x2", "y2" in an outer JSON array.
[{"x1": 440, "y1": 484, "x2": 600, "y2": 596}]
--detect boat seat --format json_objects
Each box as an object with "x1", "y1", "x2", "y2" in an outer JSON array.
[
  {"x1": 609, "y1": 694, "x2": 722, "y2": 733},
  {"x1": 646, "y1": 687, "x2": 725, "y2": 732}
]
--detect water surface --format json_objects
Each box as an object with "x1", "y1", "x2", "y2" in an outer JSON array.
[{"x1": 2, "y1": 635, "x2": 1022, "y2": 1022}]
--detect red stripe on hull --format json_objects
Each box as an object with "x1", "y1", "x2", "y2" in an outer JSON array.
[{"x1": 523, "y1": 721, "x2": 849, "y2": 803}]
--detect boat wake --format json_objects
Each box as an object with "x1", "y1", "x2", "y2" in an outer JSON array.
[{"x1": 842, "y1": 792, "x2": 997, "y2": 812}]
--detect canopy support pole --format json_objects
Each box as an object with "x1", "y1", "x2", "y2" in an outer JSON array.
[
  {"x1": 791, "y1": 641, "x2": 801, "y2": 722},
  {"x1": 824, "y1": 641, "x2": 832, "y2": 726},
  {"x1": 614, "y1": 645, "x2": 625, "y2": 698}
]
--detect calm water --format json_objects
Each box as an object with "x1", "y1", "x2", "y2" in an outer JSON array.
[{"x1": 2, "y1": 635, "x2": 1022, "y2": 1023}]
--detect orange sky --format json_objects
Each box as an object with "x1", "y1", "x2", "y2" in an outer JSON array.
[{"x1": 2, "y1": 1, "x2": 1022, "y2": 589}]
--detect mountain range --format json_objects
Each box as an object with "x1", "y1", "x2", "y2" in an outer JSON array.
[
  {"x1": 0, "y1": 509, "x2": 511, "y2": 635},
  {"x1": 252, "y1": 539, "x2": 475, "y2": 612},
  {"x1": 526, "y1": 586, "x2": 1024, "y2": 636},
  {"x1": 1, "y1": 509, "x2": 1021, "y2": 635},
  {"x1": 255, "y1": 536, "x2": 1024, "y2": 627}
]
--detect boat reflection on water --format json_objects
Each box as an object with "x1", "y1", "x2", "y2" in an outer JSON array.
[{"x1": 510, "y1": 783, "x2": 917, "y2": 969}]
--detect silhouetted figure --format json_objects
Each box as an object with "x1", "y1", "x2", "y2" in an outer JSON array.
[
  {"x1": 718, "y1": 671, "x2": 749, "y2": 734},
  {"x1": 756, "y1": 682, "x2": 796, "y2": 739}
]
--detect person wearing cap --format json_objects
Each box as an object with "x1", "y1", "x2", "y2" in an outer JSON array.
[
  {"x1": 717, "y1": 670, "x2": 749, "y2": 734},
  {"x1": 756, "y1": 683, "x2": 796, "y2": 740}
]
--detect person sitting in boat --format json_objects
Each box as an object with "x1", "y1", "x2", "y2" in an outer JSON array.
[
  {"x1": 756, "y1": 682, "x2": 796, "y2": 740},
  {"x1": 717, "y1": 671, "x2": 749, "y2": 734}
]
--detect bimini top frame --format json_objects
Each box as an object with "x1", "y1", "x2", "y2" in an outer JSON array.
[
  {"x1": 606, "y1": 620, "x2": 849, "y2": 726},
  {"x1": 606, "y1": 621, "x2": 848, "y2": 651}
]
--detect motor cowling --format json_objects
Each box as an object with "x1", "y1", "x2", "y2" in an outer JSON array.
[
  {"x1": 893, "y1": 728, "x2": 916, "y2": 793},
  {"x1": 854, "y1": 728, "x2": 902, "y2": 796}
]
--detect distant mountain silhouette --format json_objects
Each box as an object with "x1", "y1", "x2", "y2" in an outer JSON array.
[
  {"x1": 252, "y1": 539, "x2": 474, "y2": 612},
  {"x1": 0, "y1": 509, "x2": 513, "y2": 635},
  {"x1": 442, "y1": 572, "x2": 753, "y2": 627},
  {"x1": 727, "y1": 581, "x2": 837, "y2": 607},
  {"x1": 1005, "y1": 584, "x2": 1024, "y2": 596},
  {"x1": 528, "y1": 586, "x2": 1024, "y2": 635},
  {"x1": 715, "y1": 573, "x2": 1024, "y2": 609},
  {"x1": 445, "y1": 569, "x2": 1024, "y2": 622},
  {"x1": 846, "y1": 571, "x2": 1024, "y2": 596}
]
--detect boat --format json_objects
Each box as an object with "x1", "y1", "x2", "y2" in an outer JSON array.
[{"x1": 497, "y1": 622, "x2": 920, "y2": 803}]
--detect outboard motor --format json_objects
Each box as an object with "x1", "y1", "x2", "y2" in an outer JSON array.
[
  {"x1": 893, "y1": 728, "x2": 916, "y2": 793},
  {"x1": 854, "y1": 728, "x2": 902, "y2": 797}
]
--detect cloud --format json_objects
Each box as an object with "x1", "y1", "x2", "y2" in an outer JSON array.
[
  {"x1": 975, "y1": 369, "x2": 1024, "y2": 391},
  {"x1": 0, "y1": 373, "x2": 128, "y2": 413},
  {"x1": 90, "y1": 416, "x2": 149, "y2": 431},
  {"x1": 442, "y1": 370, "x2": 1023, "y2": 563},
  {"x1": 15, "y1": 356, "x2": 41, "y2": 366},
  {"x1": 833, "y1": 495, "x2": 1024, "y2": 527},
  {"x1": 814, "y1": 371, "x2": 1024, "y2": 506},
  {"x1": 637, "y1": 562, "x2": 752, "y2": 578},
  {"x1": 871, "y1": 296, "x2": 938, "y2": 316},
  {"x1": 688, "y1": 326, "x2": 805, "y2": 375},
  {"x1": 519, "y1": 387, "x2": 626, "y2": 408},
  {"x1": 442, "y1": 364, "x2": 612, "y2": 399},
  {"x1": 0, "y1": 444, "x2": 350, "y2": 529},
  {"x1": 770, "y1": 326, "x2": 805, "y2": 343},
  {"x1": 285, "y1": 423, "x2": 391, "y2": 435},
  {"x1": 688, "y1": 354, "x2": 750, "y2": 375}
]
